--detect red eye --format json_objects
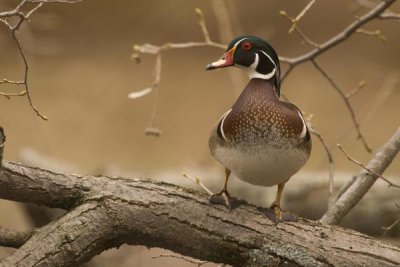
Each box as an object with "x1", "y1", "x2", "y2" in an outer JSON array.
[{"x1": 241, "y1": 41, "x2": 252, "y2": 51}]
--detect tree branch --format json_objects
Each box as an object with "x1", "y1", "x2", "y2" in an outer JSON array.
[
  {"x1": 311, "y1": 59, "x2": 372, "y2": 152},
  {"x1": 337, "y1": 143, "x2": 400, "y2": 188},
  {"x1": 279, "y1": 0, "x2": 318, "y2": 34},
  {"x1": 1, "y1": 161, "x2": 400, "y2": 266},
  {"x1": 0, "y1": 0, "x2": 83, "y2": 120},
  {"x1": 0, "y1": 227, "x2": 34, "y2": 248},
  {"x1": 279, "y1": 0, "x2": 397, "y2": 65},
  {"x1": 320, "y1": 127, "x2": 400, "y2": 225}
]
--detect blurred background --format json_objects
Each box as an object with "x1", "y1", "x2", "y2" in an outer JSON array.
[{"x1": 0, "y1": 0, "x2": 399, "y2": 266}]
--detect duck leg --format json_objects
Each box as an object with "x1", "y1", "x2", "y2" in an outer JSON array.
[
  {"x1": 209, "y1": 168, "x2": 234, "y2": 209},
  {"x1": 270, "y1": 182, "x2": 285, "y2": 221},
  {"x1": 260, "y1": 182, "x2": 298, "y2": 224}
]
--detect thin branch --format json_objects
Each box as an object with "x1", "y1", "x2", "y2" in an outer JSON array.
[
  {"x1": 10, "y1": 4, "x2": 48, "y2": 120},
  {"x1": 195, "y1": 8, "x2": 211, "y2": 43},
  {"x1": 152, "y1": 253, "x2": 208, "y2": 267},
  {"x1": 311, "y1": 59, "x2": 372, "y2": 152},
  {"x1": 183, "y1": 173, "x2": 214, "y2": 195},
  {"x1": 0, "y1": 90, "x2": 26, "y2": 99},
  {"x1": 280, "y1": 10, "x2": 321, "y2": 48},
  {"x1": 337, "y1": 144, "x2": 400, "y2": 188},
  {"x1": 382, "y1": 217, "x2": 400, "y2": 236},
  {"x1": 379, "y1": 12, "x2": 400, "y2": 21},
  {"x1": 355, "y1": 0, "x2": 400, "y2": 22},
  {"x1": 279, "y1": 0, "x2": 318, "y2": 34},
  {"x1": 0, "y1": 0, "x2": 83, "y2": 120},
  {"x1": 345, "y1": 80, "x2": 366, "y2": 99},
  {"x1": 279, "y1": 0, "x2": 397, "y2": 65},
  {"x1": 382, "y1": 203, "x2": 400, "y2": 236},
  {"x1": 356, "y1": 28, "x2": 387, "y2": 43},
  {"x1": 307, "y1": 122, "x2": 335, "y2": 207},
  {"x1": 294, "y1": 27, "x2": 321, "y2": 48},
  {"x1": 129, "y1": 8, "x2": 225, "y2": 134},
  {"x1": 0, "y1": 227, "x2": 35, "y2": 248}
]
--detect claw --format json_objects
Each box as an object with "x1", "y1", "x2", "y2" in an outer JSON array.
[
  {"x1": 209, "y1": 190, "x2": 232, "y2": 209},
  {"x1": 209, "y1": 190, "x2": 246, "y2": 210},
  {"x1": 258, "y1": 205, "x2": 298, "y2": 225}
]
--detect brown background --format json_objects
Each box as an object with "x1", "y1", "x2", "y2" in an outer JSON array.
[{"x1": 0, "y1": 0, "x2": 399, "y2": 266}]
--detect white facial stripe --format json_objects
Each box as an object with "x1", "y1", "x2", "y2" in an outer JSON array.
[
  {"x1": 259, "y1": 50, "x2": 280, "y2": 89},
  {"x1": 233, "y1": 38, "x2": 247, "y2": 49},
  {"x1": 219, "y1": 109, "x2": 232, "y2": 142},
  {"x1": 246, "y1": 53, "x2": 276, "y2": 80},
  {"x1": 297, "y1": 110, "x2": 307, "y2": 140},
  {"x1": 260, "y1": 50, "x2": 277, "y2": 70}
]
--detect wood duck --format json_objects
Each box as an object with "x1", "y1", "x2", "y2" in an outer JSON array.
[{"x1": 206, "y1": 36, "x2": 311, "y2": 223}]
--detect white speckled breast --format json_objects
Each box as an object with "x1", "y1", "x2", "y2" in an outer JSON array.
[{"x1": 209, "y1": 78, "x2": 311, "y2": 187}]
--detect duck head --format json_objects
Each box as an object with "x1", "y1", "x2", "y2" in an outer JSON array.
[{"x1": 206, "y1": 35, "x2": 281, "y2": 96}]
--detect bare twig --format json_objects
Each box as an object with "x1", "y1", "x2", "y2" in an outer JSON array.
[
  {"x1": 311, "y1": 59, "x2": 372, "y2": 152},
  {"x1": 0, "y1": 0, "x2": 83, "y2": 120},
  {"x1": 382, "y1": 203, "x2": 400, "y2": 236},
  {"x1": 294, "y1": 27, "x2": 321, "y2": 48},
  {"x1": 337, "y1": 144, "x2": 400, "y2": 188},
  {"x1": 280, "y1": 11, "x2": 320, "y2": 49},
  {"x1": 279, "y1": 0, "x2": 318, "y2": 34},
  {"x1": 0, "y1": 79, "x2": 24, "y2": 85},
  {"x1": 183, "y1": 173, "x2": 213, "y2": 195},
  {"x1": 0, "y1": 90, "x2": 26, "y2": 99},
  {"x1": 307, "y1": 121, "x2": 335, "y2": 207},
  {"x1": 356, "y1": 28, "x2": 387, "y2": 43},
  {"x1": 356, "y1": 0, "x2": 400, "y2": 22},
  {"x1": 129, "y1": 8, "x2": 226, "y2": 134},
  {"x1": 346, "y1": 80, "x2": 366, "y2": 99},
  {"x1": 152, "y1": 253, "x2": 208, "y2": 267},
  {"x1": 279, "y1": 0, "x2": 396, "y2": 65},
  {"x1": 382, "y1": 217, "x2": 400, "y2": 236},
  {"x1": 195, "y1": 8, "x2": 211, "y2": 43},
  {"x1": 379, "y1": 12, "x2": 400, "y2": 21}
]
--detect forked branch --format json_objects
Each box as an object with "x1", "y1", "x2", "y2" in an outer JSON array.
[{"x1": 0, "y1": 0, "x2": 83, "y2": 120}]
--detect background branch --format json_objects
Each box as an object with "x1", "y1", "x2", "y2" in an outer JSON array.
[
  {"x1": 320, "y1": 127, "x2": 400, "y2": 225},
  {"x1": 279, "y1": 0, "x2": 396, "y2": 65},
  {"x1": 311, "y1": 59, "x2": 371, "y2": 152},
  {"x1": 0, "y1": 0, "x2": 83, "y2": 120}
]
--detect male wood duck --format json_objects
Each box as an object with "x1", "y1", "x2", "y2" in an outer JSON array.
[{"x1": 206, "y1": 36, "x2": 311, "y2": 223}]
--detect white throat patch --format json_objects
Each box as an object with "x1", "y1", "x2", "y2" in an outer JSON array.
[{"x1": 245, "y1": 53, "x2": 276, "y2": 80}]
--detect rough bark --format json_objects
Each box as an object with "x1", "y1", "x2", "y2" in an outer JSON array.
[
  {"x1": 0, "y1": 162, "x2": 399, "y2": 267},
  {"x1": 0, "y1": 227, "x2": 34, "y2": 249}
]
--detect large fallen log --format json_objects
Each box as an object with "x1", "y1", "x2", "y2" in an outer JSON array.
[{"x1": 0, "y1": 161, "x2": 399, "y2": 267}]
